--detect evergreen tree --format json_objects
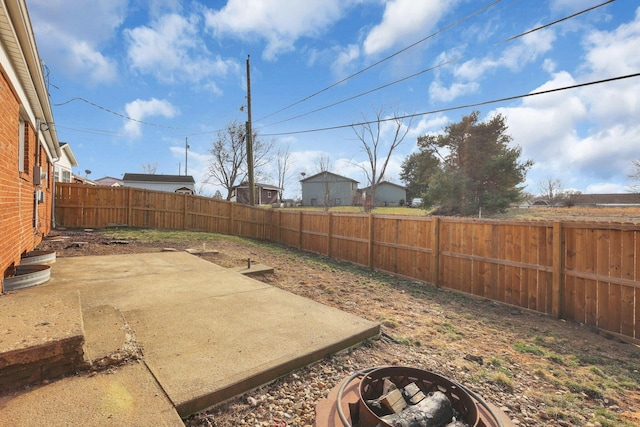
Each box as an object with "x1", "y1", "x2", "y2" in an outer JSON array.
[{"x1": 403, "y1": 111, "x2": 532, "y2": 216}]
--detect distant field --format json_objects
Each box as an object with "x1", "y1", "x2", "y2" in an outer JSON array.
[
  {"x1": 491, "y1": 206, "x2": 640, "y2": 223},
  {"x1": 273, "y1": 205, "x2": 640, "y2": 222}
]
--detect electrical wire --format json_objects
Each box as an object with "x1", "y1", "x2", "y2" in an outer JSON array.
[
  {"x1": 497, "y1": 0, "x2": 615, "y2": 44},
  {"x1": 260, "y1": 72, "x2": 640, "y2": 137},
  {"x1": 259, "y1": 57, "x2": 461, "y2": 129},
  {"x1": 52, "y1": 97, "x2": 188, "y2": 130},
  {"x1": 256, "y1": 0, "x2": 504, "y2": 123},
  {"x1": 258, "y1": 0, "x2": 616, "y2": 132},
  {"x1": 50, "y1": 1, "x2": 622, "y2": 141}
]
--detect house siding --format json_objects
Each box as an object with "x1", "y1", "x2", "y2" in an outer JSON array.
[
  {"x1": 371, "y1": 183, "x2": 406, "y2": 206},
  {"x1": 301, "y1": 173, "x2": 358, "y2": 206}
]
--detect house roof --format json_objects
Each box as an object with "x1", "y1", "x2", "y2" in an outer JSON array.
[
  {"x1": 95, "y1": 176, "x2": 123, "y2": 183},
  {"x1": 1, "y1": 0, "x2": 60, "y2": 159},
  {"x1": 572, "y1": 193, "x2": 640, "y2": 205},
  {"x1": 233, "y1": 182, "x2": 281, "y2": 190},
  {"x1": 58, "y1": 143, "x2": 78, "y2": 166},
  {"x1": 122, "y1": 173, "x2": 195, "y2": 184},
  {"x1": 300, "y1": 171, "x2": 358, "y2": 183},
  {"x1": 360, "y1": 181, "x2": 406, "y2": 191}
]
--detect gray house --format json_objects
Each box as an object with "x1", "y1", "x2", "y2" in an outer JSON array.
[
  {"x1": 122, "y1": 173, "x2": 195, "y2": 194},
  {"x1": 301, "y1": 172, "x2": 359, "y2": 207},
  {"x1": 360, "y1": 181, "x2": 407, "y2": 207}
]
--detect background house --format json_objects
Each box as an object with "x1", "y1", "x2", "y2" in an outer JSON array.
[
  {"x1": 1, "y1": 0, "x2": 60, "y2": 287},
  {"x1": 122, "y1": 173, "x2": 195, "y2": 194},
  {"x1": 232, "y1": 182, "x2": 280, "y2": 205},
  {"x1": 54, "y1": 142, "x2": 77, "y2": 183},
  {"x1": 360, "y1": 181, "x2": 407, "y2": 207},
  {"x1": 95, "y1": 176, "x2": 123, "y2": 186},
  {"x1": 301, "y1": 172, "x2": 359, "y2": 207}
]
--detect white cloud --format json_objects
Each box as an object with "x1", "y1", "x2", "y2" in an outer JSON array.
[
  {"x1": 499, "y1": 28, "x2": 556, "y2": 71},
  {"x1": 586, "y1": 182, "x2": 627, "y2": 194},
  {"x1": 429, "y1": 80, "x2": 479, "y2": 102},
  {"x1": 490, "y1": 8, "x2": 640, "y2": 195},
  {"x1": 125, "y1": 14, "x2": 239, "y2": 88},
  {"x1": 204, "y1": 0, "x2": 354, "y2": 61},
  {"x1": 363, "y1": 0, "x2": 453, "y2": 56},
  {"x1": 123, "y1": 98, "x2": 179, "y2": 138},
  {"x1": 331, "y1": 44, "x2": 361, "y2": 79},
  {"x1": 27, "y1": 0, "x2": 126, "y2": 83}
]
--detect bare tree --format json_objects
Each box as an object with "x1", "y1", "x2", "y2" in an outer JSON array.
[
  {"x1": 141, "y1": 162, "x2": 158, "y2": 174},
  {"x1": 537, "y1": 178, "x2": 564, "y2": 205},
  {"x1": 628, "y1": 159, "x2": 640, "y2": 193},
  {"x1": 314, "y1": 154, "x2": 334, "y2": 211},
  {"x1": 352, "y1": 107, "x2": 413, "y2": 211},
  {"x1": 275, "y1": 143, "x2": 293, "y2": 202},
  {"x1": 207, "y1": 120, "x2": 273, "y2": 201}
]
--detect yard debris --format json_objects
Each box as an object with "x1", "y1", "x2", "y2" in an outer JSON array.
[
  {"x1": 463, "y1": 354, "x2": 483, "y2": 365},
  {"x1": 101, "y1": 240, "x2": 130, "y2": 245},
  {"x1": 65, "y1": 242, "x2": 87, "y2": 249}
]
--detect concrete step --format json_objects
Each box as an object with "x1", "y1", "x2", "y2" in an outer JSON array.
[{"x1": 0, "y1": 289, "x2": 85, "y2": 392}]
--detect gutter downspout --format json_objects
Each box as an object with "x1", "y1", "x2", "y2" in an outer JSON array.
[
  {"x1": 34, "y1": 119, "x2": 42, "y2": 230},
  {"x1": 51, "y1": 157, "x2": 59, "y2": 228}
]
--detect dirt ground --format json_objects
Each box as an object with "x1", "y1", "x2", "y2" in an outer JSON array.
[{"x1": 39, "y1": 228, "x2": 640, "y2": 427}]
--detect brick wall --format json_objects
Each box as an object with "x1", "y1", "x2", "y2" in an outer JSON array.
[{"x1": 0, "y1": 68, "x2": 50, "y2": 288}]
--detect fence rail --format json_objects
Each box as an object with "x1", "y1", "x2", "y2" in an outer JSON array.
[{"x1": 55, "y1": 183, "x2": 639, "y2": 342}]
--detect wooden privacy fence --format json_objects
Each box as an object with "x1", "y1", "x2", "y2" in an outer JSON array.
[
  {"x1": 55, "y1": 183, "x2": 639, "y2": 342},
  {"x1": 55, "y1": 184, "x2": 270, "y2": 239}
]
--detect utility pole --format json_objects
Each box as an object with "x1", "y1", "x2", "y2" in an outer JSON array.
[
  {"x1": 246, "y1": 55, "x2": 255, "y2": 206},
  {"x1": 185, "y1": 137, "x2": 189, "y2": 176}
]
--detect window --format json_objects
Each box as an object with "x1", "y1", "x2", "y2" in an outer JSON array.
[
  {"x1": 54, "y1": 168, "x2": 60, "y2": 182},
  {"x1": 335, "y1": 198, "x2": 342, "y2": 206},
  {"x1": 267, "y1": 191, "x2": 272, "y2": 198},
  {"x1": 62, "y1": 170, "x2": 71, "y2": 183},
  {"x1": 18, "y1": 120, "x2": 26, "y2": 172}
]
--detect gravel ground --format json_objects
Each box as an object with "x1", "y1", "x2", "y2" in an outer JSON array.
[{"x1": 40, "y1": 229, "x2": 640, "y2": 427}]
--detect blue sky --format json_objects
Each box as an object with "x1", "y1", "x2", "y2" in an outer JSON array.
[{"x1": 27, "y1": 0, "x2": 640, "y2": 198}]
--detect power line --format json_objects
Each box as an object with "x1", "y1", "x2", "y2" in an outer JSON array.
[
  {"x1": 258, "y1": 0, "x2": 613, "y2": 131},
  {"x1": 497, "y1": 0, "x2": 615, "y2": 44},
  {"x1": 259, "y1": 57, "x2": 461, "y2": 129},
  {"x1": 260, "y1": 72, "x2": 640, "y2": 137},
  {"x1": 256, "y1": 0, "x2": 504, "y2": 122},
  {"x1": 52, "y1": 97, "x2": 188, "y2": 130}
]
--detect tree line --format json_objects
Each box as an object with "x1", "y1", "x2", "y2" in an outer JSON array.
[{"x1": 203, "y1": 109, "x2": 639, "y2": 215}]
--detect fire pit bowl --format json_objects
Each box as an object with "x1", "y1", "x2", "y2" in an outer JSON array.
[{"x1": 358, "y1": 366, "x2": 479, "y2": 427}]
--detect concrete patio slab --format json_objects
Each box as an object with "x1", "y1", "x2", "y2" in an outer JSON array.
[
  {"x1": 3, "y1": 251, "x2": 379, "y2": 419},
  {"x1": 0, "y1": 363, "x2": 182, "y2": 427}
]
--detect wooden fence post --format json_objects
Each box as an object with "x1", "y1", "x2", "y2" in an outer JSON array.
[
  {"x1": 368, "y1": 213, "x2": 375, "y2": 269},
  {"x1": 230, "y1": 202, "x2": 235, "y2": 235},
  {"x1": 327, "y1": 212, "x2": 333, "y2": 258},
  {"x1": 552, "y1": 221, "x2": 564, "y2": 318},
  {"x1": 127, "y1": 187, "x2": 133, "y2": 227},
  {"x1": 298, "y1": 211, "x2": 303, "y2": 250},
  {"x1": 183, "y1": 193, "x2": 188, "y2": 230},
  {"x1": 432, "y1": 216, "x2": 440, "y2": 287}
]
